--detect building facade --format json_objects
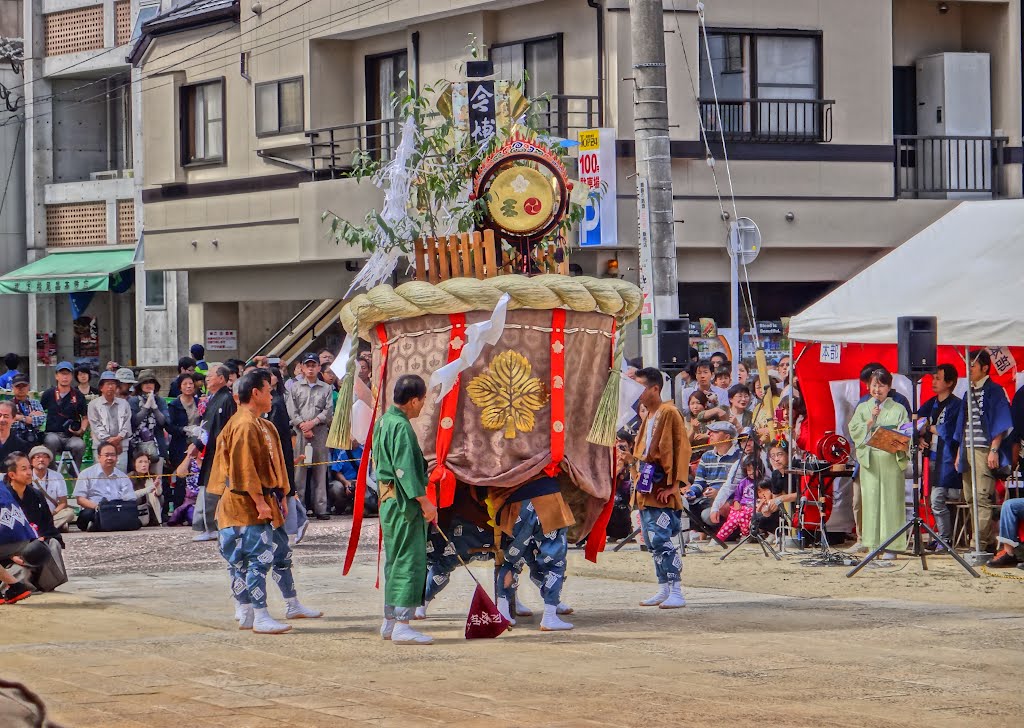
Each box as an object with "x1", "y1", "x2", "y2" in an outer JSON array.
[
  {"x1": 133, "y1": 0, "x2": 1022, "y2": 362},
  {"x1": 15, "y1": 0, "x2": 186, "y2": 388},
  {"x1": 0, "y1": 1, "x2": 27, "y2": 358}
]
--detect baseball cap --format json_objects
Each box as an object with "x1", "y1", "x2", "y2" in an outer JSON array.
[
  {"x1": 11, "y1": 373, "x2": 29, "y2": 387},
  {"x1": 301, "y1": 352, "x2": 320, "y2": 365},
  {"x1": 99, "y1": 371, "x2": 118, "y2": 382},
  {"x1": 55, "y1": 361, "x2": 73, "y2": 373},
  {"x1": 707, "y1": 421, "x2": 738, "y2": 437},
  {"x1": 115, "y1": 367, "x2": 138, "y2": 384}
]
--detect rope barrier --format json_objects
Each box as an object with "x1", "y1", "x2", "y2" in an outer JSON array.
[{"x1": 980, "y1": 564, "x2": 1024, "y2": 581}]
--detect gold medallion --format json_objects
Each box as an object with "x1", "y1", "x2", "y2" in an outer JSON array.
[{"x1": 466, "y1": 350, "x2": 547, "y2": 439}]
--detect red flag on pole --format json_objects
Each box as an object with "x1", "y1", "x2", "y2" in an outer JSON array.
[{"x1": 464, "y1": 583, "x2": 512, "y2": 639}]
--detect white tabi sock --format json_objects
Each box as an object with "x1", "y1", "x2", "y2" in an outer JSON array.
[
  {"x1": 540, "y1": 604, "x2": 573, "y2": 632},
  {"x1": 639, "y1": 583, "x2": 669, "y2": 607},
  {"x1": 496, "y1": 597, "x2": 516, "y2": 626}
]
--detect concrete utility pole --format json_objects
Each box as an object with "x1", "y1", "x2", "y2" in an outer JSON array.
[{"x1": 630, "y1": 0, "x2": 679, "y2": 368}]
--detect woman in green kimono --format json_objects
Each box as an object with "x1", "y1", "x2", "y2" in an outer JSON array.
[{"x1": 849, "y1": 369, "x2": 909, "y2": 558}]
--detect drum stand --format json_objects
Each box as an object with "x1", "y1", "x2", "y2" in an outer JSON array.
[{"x1": 847, "y1": 375, "x2": 980, "y2": 578}]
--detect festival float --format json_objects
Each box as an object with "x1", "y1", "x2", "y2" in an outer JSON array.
[{"x1": 322, "y1": 76, "x2": 642, "y2": 572}]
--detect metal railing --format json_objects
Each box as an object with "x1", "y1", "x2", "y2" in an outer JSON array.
[
  {"x1": 532, "y1": 94, "x2": 601, "y2": 138},
  {"x1": 306, "y1": 118, "x2": 399, "y2": 178},
  {"x1": 698, "y1": 97, "x2": 834, "y2": 143},
  {"x1": 894, "y1": 135, "x2": 1008, "y2": 198}
]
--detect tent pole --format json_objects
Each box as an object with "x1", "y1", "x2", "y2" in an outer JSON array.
[{"x1": 964, "y1": 346, "x2": 984, "y2": 558}]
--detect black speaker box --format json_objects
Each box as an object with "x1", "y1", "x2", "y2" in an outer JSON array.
[
  {"x1": 897, "y1": 316, "x2": 937, "y2": 376},
  {"x1": 658, "y1": 319, "x2": 690, "y2": 370}
]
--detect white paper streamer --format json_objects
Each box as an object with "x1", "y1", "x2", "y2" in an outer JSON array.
[
  {"x1": 429, "y1": 293, "x2": 511, "y2": 401},
  {"x1": 617, "y1": 358, "x2": 648, "y2": 430}
]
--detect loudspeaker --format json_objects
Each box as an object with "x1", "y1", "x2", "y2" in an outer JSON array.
[
  {"x1": 897, "y1": 316, "x2": 937, "y2": 377},
  {"x1": 658, "y1": 319, "x2": 690, "y2": 370}
]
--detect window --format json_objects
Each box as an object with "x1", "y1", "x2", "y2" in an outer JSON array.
[
  {"x1": 365, "y1": 51, "x2": 407, "y2": 158},
  {"x1": 255, "y1": 77, "x2": 304, "y2": 136},
  {"x1": 491, "y1": 35, "x2": 562, "y2": 133},
  {"x1": 131, "y1": 5, "x2": 160, "y2": 42},
  {"x1": 699, "y1": 31, "x2": 824, "y2": 141},
  {"x1": 180, "y1": 80, "x2": 225, "y2": 165},
  {"x1": 144, "y1": 270, "x2": 165, "y2": 309}
]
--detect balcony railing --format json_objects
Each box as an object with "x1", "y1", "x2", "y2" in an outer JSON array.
[
  {"x1": 698, "y1": 98, "x2": 834, "y2": 143},
  {"x1": 895, "y1": 135, "x2": 1008, "y2": 198},
  {"x1": 306, "y1": 118, "x2": 399, "y2": 178},
  {"x1": 532, "y1": 94, "x2": 601, "y2": 138}
]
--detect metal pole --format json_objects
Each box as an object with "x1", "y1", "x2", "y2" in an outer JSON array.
[
  {"x1": 964, "y1": 346, "x2": 984, "y2": 558},
  {"x1": 630, "y1": 0, "x2": 679, "y2": 369},
  {"x1": 728, "y1": 223, "x2": 740, "y2": 374}
]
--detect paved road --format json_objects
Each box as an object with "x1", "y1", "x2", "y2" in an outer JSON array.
[{"x1": 2, "y1": 520, "x2": 1023, "y2": 727}]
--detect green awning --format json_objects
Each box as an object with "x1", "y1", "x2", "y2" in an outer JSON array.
[{"x1": 0, "y1": 249, "x2": 136, "y2": 295}]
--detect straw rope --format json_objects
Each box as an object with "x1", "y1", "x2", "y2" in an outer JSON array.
[{"x1": 340, "y1": 274, "x2": 643, "y2": 337}]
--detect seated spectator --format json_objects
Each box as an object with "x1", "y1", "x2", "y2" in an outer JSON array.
[
  {"x1": 73, "y1": 363, "x2": 99, "y2": 397},
  {"x1": 87, "y1": 371, "x2": 133, "y2": 469},
  {"x1": 685, "y1": 421, "x2": 741, "y2": 533},
  {"x1": 685, "y1": 391, "x2": 714, "y2": 462},
  {"x1": 40, "y1": 362, "x2": 89, "y2": 467},
  {"x1": 0, "y1": 401, "x2": 30, "y2": 461},
  {"x1": 167, "y1": 357, "x2": 197, "y2": 398},
  {"x1": 0, "y1": 352, "x2": 21, "y2": 390},
  {"x1": 72, "y1": 440, "x2": 136, "y2": 532},
  {"x1": 986, "y1": 497, "x2": 1024, "y2": 568},
  {"x1": 3, "y1": 452, "x2": 62, "y2": 545},
  {"x1": 29, "y1": 446, "x2": 74, "y2": 532},
  {"x1": 0, "y1": 562, "x2": 32, "y2": 604},
  {"x1": 715, "y1": 454, "x2": 764, "y2": 541},
  {"x1": 9, "y1": 375, "x2": 44, "y2": 446},
  {"x1": 714, "y1": 366, "x2": 732, "y2": 390},
  {"x1": 129, "y1": 370, "x2": 169, "y2": 472},
  {"x1": 0, "y1": 454, "x2": 56, "y2": 594},
  {"x1": 726, "y1": 384, "x2": 753, "y2": 429},
  {"x1": 130, "y1": 453, "x2": 163, "y2": 526}
]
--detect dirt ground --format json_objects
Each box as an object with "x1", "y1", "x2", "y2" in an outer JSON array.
[{"x1": 1, "y1": 519, "x2": 1022, "y2": 728}]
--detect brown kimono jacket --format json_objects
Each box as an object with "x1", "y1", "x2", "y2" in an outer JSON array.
[
  {"x1": 208, "y1": 408, "x2": 291, "y2": 529},
  {"x1": 632, "y1": 401, "x2": 692, "y2": 511}
]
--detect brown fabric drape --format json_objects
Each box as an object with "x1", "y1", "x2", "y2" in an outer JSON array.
[{"x1": 370, "y1": 310, "x2": 615, "y2": 536}]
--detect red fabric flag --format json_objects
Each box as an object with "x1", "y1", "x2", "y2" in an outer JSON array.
[{"x1": 464, "y1": 584, "x2": 511, "y2": 640}]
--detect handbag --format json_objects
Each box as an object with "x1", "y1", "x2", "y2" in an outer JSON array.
[
  {"x1": 94, "y1": 499, "x2": 142, "y2": 532},
  {"x1": 968, "y1": 387, "x2": 1012, "y2": 480},
  {"x1": 31, "y1": 539, "x2": 68, "y2": 592}
]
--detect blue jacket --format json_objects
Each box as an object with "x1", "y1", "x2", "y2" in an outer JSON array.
[
  {"x1": 917, "y1": 394, "x2": 962, "y2": 489},
  {"x1": 0, "y1": 482, "x2": 39, "y2": 544},
  {"x1": 953, "y1": 378, "x2": 1014, "y2": 471}
]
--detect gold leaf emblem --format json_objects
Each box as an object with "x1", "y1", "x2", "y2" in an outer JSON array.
[{"x1": 466, "y1": 350, "x2": 548, "y2": 439}]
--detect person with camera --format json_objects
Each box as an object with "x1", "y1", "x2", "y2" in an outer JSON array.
[
  {"x1": 72, "y1": 440, "x2": 137, "y2": 532},
  {"x1": 9, "y1": 375, "x2": 45, "y2": 447},
  {"x1": 628, "y1": 367, "x2": 691, "y2": 609},
  {"x1": 40, "y1": 362, "x2": 89, "y2": 468}
]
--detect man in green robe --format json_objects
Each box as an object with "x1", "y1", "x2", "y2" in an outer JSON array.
[{"x1": 373, "y1": 374, "x2": 438, "y2": 645}]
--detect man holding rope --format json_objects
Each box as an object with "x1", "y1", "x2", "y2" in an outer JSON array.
[{"x1": 373, "y1": 374, "x2": 437, "y2": 645}]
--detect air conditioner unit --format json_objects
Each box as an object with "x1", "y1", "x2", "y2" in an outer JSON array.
[{"x1": 90, "y1": 170, "x2": 120, "y2": 181}]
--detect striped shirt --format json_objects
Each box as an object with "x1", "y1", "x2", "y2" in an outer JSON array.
[{"x1": 691, "y1": 445, "x2": 741, "y2": 494}]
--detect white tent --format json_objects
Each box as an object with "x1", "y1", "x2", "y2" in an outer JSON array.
[{"x1": 789, "y1": 200, "x2": 1024, "y2": 347}]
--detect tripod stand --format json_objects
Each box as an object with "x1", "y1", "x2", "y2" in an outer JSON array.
[
  {"x1": 847, "y1": 374, "x2": 980, "y2": 578},
  {"x1": 719, "y1": 511, "x2": 781, "y2": 561}
]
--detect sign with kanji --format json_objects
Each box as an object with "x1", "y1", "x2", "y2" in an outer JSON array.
[
  {"x1": 578, "y1": 128, "x2": 618, "y2": 247},
  {"x1": 467, "y1": 80, "x2": 497, "y2": 146},
  {"x1": 987, "y1": 346, "x2": 1017, "y2": 376},
  {"x1": 819, "y1": 343, "x2": 842, "y2": 364},
  {"x1": 205, "y1": 329, "x2": 238, "y2": 351}
]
